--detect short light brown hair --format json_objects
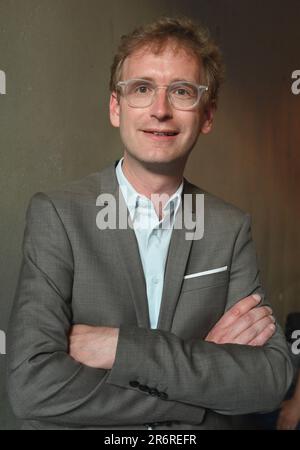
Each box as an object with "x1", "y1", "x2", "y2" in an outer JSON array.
[{"x1": 110, "y1": 16, "x2": 225, "y2": 105}]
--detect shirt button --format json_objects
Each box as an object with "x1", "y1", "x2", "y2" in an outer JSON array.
[{"x1": 153, "y1": 277, "x2": 159, "y2": 284}]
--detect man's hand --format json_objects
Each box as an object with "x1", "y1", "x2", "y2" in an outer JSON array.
[
  {"x1": 205, "y1": 294, "x2": 276, "y2": 346},
  {"x1": 69, "y1": 325, "x2": 119, "y2": 369},
  {"x1": 276, "y1": 399, "x2": 300, "y2": 430}
]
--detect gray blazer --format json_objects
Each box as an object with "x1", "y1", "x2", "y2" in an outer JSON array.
[{"x1": 7, "y1": 162, "x2": 293, "y2": 430}]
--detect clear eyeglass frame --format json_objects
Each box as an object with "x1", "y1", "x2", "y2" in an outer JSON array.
[{"x1": 116, "y1": 78, "x2": 209, "y2": 111}]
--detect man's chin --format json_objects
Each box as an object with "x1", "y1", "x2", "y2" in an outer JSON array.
[{"x1": 134, "y1": 154, "x2": 187, "y2": 174}]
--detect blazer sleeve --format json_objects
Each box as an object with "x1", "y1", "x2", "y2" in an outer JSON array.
[
  {"x1": 7, "y1": 193, "x2": 205, "y2": 427},
  {"x1": 106, "y1": 214, "x2": 294, "y2": 415}
]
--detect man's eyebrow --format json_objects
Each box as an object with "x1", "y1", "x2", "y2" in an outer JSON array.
[{"x1": 129, "y1": 76, "x2": 197, "y2": 83}]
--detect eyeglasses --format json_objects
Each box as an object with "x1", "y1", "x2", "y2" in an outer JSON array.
[{"x1": 116, "y1": 79, "x2": 208, "y2": 110}]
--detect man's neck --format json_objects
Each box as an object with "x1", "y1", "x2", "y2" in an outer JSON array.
[{"x1": 122, "y1": 154, "x2": 184, "y2": 200}]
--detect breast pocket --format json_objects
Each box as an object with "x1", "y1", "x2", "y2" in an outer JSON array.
[{"x1": 181, "y1": 269, "x2": 229, "y2": 292}]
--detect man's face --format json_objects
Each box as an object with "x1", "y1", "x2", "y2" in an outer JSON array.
[{"x1": 110, "y1": 44, "x2": 214, "y2": 170}]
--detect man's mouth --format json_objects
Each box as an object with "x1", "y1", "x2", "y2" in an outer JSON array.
[{"x1": 142, "y1": 129, "x2": 179, "y2": 137}]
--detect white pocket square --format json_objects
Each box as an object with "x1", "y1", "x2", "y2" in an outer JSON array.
[{"x1": 184, "y1": 266, "x2": 228, "y2": 280}]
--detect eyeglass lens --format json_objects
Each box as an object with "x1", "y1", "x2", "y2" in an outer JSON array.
[{"x1": 123, "y1": 80, "x2": 203, "y2": 109}]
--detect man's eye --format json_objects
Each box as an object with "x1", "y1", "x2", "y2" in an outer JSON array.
[
  {"x1": 173, "y1": 87, "x2": 192, "y2": 97},
  {"x1": 177, "y1": 88, "x2": 188, "y2": 95},
  {"x1": 134, "y1": 85, "x2": 151, "y2": 94}
]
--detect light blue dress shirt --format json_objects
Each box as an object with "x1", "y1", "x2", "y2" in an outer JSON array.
[{"x1": 116, "y1": 158, "x2": 183, "y2": 328}]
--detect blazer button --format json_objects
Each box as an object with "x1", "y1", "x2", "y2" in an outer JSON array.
[
  {"x1": 158, "y1": 392, "x2": 168, "y2": 400},
  {"x1": 129, "y1": 381, "x2": 140, "y2": 388},
  {"x1": 149, "y1": 388, "x2": 159, "y2": 397},
  {"x1": 139, "y1": 385, "x2": 150, "y2": 392}
]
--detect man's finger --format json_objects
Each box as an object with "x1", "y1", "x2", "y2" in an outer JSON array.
[
  {"x1": 231, "y1": 316, "x2": 275, "y2": 345},
  {"x1": 215, "y1": 294, "x2": 261, "y2": 328},
  {"x1": 223, "y1": 306, "x2": 273, "y2": 341},
  {"x1": 248, "y1": 323, "x2": 276, "y2": 346}
]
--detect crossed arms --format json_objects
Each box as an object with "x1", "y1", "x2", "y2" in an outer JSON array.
[
  {"x1": 69, "y1": 295, "x2": 275, "y2": 369},
  {"x1": 7, "y1": 192, "x2": 294, "y2": 427}
]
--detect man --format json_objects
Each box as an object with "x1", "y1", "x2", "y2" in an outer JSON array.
[
  {"x1": 277, "y1": 371, "x2": 300, "y2": 430},
  {"x1": 7, "y1": 17, "x2": 293, "y2": 430},
  {"x1": 277, "y1": 314, "x2": 300, "y2": 430}
]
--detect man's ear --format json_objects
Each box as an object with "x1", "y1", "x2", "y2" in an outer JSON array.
[
  {"x1": 200, "y1": 102, "x2": 216, "y2": 135},
  {"x1": 109, "y1": 92, "x2": 120, "y2": 128}
]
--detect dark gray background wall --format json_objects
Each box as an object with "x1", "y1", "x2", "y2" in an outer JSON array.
[{"x1": 0, "y1": 0, "x2": 299, "y2": 429}]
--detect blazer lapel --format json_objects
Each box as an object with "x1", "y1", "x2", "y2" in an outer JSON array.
[
  {"x1": 112, "y1": 215, "x2": 150, "y2": 328},
  {"x1": 157, "y1": 181, "x2": 198, "y2": 331},
  {"x1": 99, "y1": 164, "x2": 150, "y2": 328}
]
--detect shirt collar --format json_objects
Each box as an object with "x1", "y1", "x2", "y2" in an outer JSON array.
[{"x1": 116, "y1": 157, "x2": 183, "y2": 225}]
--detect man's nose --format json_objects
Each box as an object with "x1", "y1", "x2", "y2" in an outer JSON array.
[{"x1": 149, "y1": 87, "x2": 173, "y2": 120}]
